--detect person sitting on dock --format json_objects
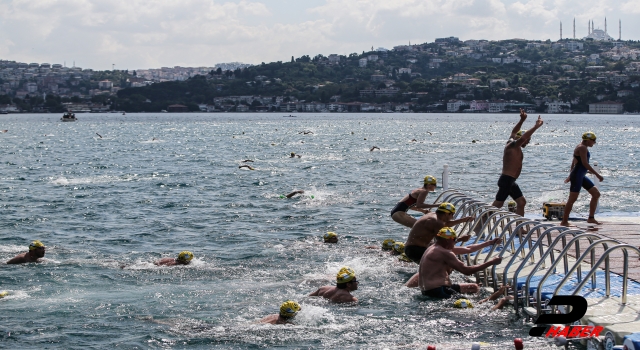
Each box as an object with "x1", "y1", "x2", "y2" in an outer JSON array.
[
  {"x1": 309, "y1": 266, "x2": 359, "y2": 303},
  {"x1": 560, "y1": 132, "x2": 604, "y2": 227},
  {"x1": 390, "y1": 175, "x2": 442, "y2": 228},
  {"x1": 6, "y1": 240, "x2": 46, "y2": 264},
  {"x1": 154, "y1": 251, "x2": 194, "y2": 266},
  {"x1": 419, "y1": 227, "x2": 502, "y2": 298},
  {"x1": 259, "y1": 300, "x2": 302, "y2": 325},
  {"x1": 491, "y1": 109, "x2": 544, "y2": 216}
]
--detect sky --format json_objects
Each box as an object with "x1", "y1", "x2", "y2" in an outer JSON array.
[{"x1": 1, "y1": 0, "x2": 639, "y2": 71}]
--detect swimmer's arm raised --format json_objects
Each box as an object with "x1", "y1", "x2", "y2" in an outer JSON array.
[
  {"x1": 509, "y1": 109, "x2": 528, "y2": 139},
  {"x1": 285, "y1": 190, "x2": 304, "y2": 198},
  {"x1": 514, "y1": 116, "x2": 543, "y2": 147}
]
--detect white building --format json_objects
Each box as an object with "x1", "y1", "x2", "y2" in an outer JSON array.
[
  {"x1": 547, "y1": 101, "x2": 571, "y2": 113},
  {"x1": 98, "y1": 80, "x2": 113, "y2": 90},
  {"x1": 26, "y1": 82, "x2": 38, "y2": 93},
  {"x1": 589, "y1": 101, "x2": 623, "y2": 114},
  {"x1": 368, "y1": 55, "x2": 379, "y2": 62},
  {"x1": 447, "y1": 100, "x2": 468, "y2": 112},
  {"x1": 359, "y1": 58, "x2": 368, "y2": 67},
  {"x1": 328, "y1": 54, "x2": 340, "y2": 64},
  {"x1": 398, "y1": 68, "x2": 411, "y2": 75}
]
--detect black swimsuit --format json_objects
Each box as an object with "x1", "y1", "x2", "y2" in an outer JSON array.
[{"x1": 391, "y1": 193, "x2": 417, "y2": 216}]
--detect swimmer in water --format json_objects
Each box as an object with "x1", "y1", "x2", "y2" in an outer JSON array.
[
  {"x1": 238, "y1": 165, "x2": 255, "y2": 170},
  {"x1": 96, "y1": 133, "x2": 102, "y2": 138},
  {"x1": 1, "y1": 130, "x2": 7, "y2": 133},
  {"x1": 284, "y1": 190, "x2": 304, "y2": 198},
  {"x1": 419, "y1": 227, "x2": 502, "y2": 298},
  {"x1": 370, "y1": 146, "x2": 380, "y2": 151},
  {"x1": 6, "y1": 240, "x2": 46, "y2": 264},
  {"x1": 560, "y1": 132, "x2": 604, "y2": 227},
  {"x1": 259, "y1": 300, "x2": 302, "y2": 324},
  {"x1": 289, "y1": 152, "x2": 301, "y2": 158},
  {"x1": 154, "y1": 251, "x2": 194, "y2": 266},
  {"x1": 391, "y1": 175, "x2": 443, "y2": 228},
  {"x1": 491, "y1": 109, "x2": 544, "y2": 216},
  {"x1": 477, "y1": 285, "x2": 514, "y2": 310},
  {"x1": 241, "y1": 159, "x2": 254, "y2": 163},
  {"x1": 323, "y1": 231, "x2": 338, "y2": 243},
  {"x1": 309, "y1": 266, "x2": 359, "y2": 303}
]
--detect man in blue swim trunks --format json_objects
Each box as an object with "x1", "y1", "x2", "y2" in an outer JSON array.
[
  {"x1": 419, "y1": 227, "x2": 502, "y2": 298},
  {"x1": 560, "y1": 131, "x2": 604, "y2": 226},
  {"x1": 491, "y1": 109, "x2": 544, "y2": 216}
]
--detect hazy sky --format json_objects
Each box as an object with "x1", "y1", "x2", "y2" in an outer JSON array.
[{"x1": 1, "y1": 0, "x2": 638, "y2": 70}]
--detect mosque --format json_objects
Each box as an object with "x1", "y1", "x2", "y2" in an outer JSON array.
[{"x1": 583, "y1": 18, "x2": 616, "y2": 41}]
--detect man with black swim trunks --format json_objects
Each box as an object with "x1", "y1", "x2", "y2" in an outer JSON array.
[
  {"x1": 560, "y1": 132, "x2": 604, "y2": 227},
  {"x1": 390, "y1": 175, "x2": 441, "y2": 228},
  {"x1": 491, "y1": 109, "x2": 544, "y2": 216},
  {"x1": 419, "y1": 227, "x2": 502, "y2": 298}
]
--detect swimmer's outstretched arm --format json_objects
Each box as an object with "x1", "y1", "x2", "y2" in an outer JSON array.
[
  {"x1": 285, "y1": 190, "x2": 304, "y2": 198},
  {"x1": 509, "y1": 109, "x2": 527, "y2": 139},
  {"x1": 413, "y1": 192, "x2": 440, "y2": 210},
  {"x1": 452, "y1": 238, "x2": 501, "y2": 255},
  {"x1": 445, "y1": 216, "x2": 474, "y2": 227}
]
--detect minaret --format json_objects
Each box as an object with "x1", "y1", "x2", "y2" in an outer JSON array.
[
  {"x1": 605, "y1": 17, "x2": 607, "y2": 34},
  {"x1": 573, "y1": 18, "x2": 576, "y2": 39},
  {"x1": 560, "y1": 21, "x2": 562, "y2": 40},
  {"x1": 619, "y1": 19, "x2": 621, "y2": 40},
  {"x1": 592, "y1": 20, "x2": 594, "y2": 33},
  {"x1": 588, "y1": 20, "x2": 591, "y2": 35}
]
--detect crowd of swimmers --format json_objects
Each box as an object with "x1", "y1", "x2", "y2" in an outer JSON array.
[{"x1": 3, "y1": 109, "x2": 606, "y2": 323}]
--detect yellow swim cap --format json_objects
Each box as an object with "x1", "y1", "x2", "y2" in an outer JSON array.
[
  {"x1": 393, "y1": 242, "x2": 405, "y2": 254},
  {"x1": 582, "y1": 131, "x2": 597, "y2": 141},
  {"x1": 398, "y1": 253, "x2": 413, "y2": 263},
  {"x1": 508, "y1": 200, "x2": 516, "y2": 208},
  {"x1": 424, "y1": 175, "x2": 437, "y2": 185},
  {"x1": 436, "y1": 202, "x2": 456, "y2": 214},
  {"x1": 29, "y1": 240, "x2": 45, "y2": 250},
  {"x1": 437, "y1": 227, "x2": 457, "y2": 240},
  {"x1": 453, "y1": 298, "x2": 474, "y2": 308},
  {"x1": 515, "y1": 130, "x2": 526, "y2": 138},
  {"x1": 382, "y1": 239, "x2": 395, "y2": 250},
  {"x1": 0, "y1": 291, "x2": 8, "y2": 298},
  {"x1": 323, "y1": 232, "x2": 337, "y2": 242},
  {"x1": 279, "y1": 300, "x2": 301, "y2": 317},
  {"x1": 177, "y1": 251, "x2": 194, "y2": 263},
  {"x1": 336, "y1": 266, "x2": 356, "y2": 284}
]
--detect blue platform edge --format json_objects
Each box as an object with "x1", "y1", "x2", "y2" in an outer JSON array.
[{"x1": 515, "y1": 270, "x2": 640, "y2": 300}]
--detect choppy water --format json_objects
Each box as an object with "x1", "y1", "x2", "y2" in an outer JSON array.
[{"x1": 1, "y1": 113, "x2": 639, "y2": 349}]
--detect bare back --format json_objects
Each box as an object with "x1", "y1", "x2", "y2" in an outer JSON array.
[
  {"x1": 310, "y1": 286, "x2": 357, "y2": 303},
  {"x1": 501, "y1": 140, "x2": 524, "y2": 178},
  {"x1": 405, "y1": 213, "x2": 445, "y2": 247},
  {"x1": 418, "y1": 245, "x2": 454, "y2": 290},
  {"x1": 6, "y1": 252, "x2": 41, "y2": 264}
]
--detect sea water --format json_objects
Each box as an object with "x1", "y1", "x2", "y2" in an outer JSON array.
[{"x1": 1, "y1": 113, "x2": 638, "y2": 349}]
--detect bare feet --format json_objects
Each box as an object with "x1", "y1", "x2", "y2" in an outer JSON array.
[
  {"x1": 587, "y1": 217, "x2": 602, "y2": 225},
  {"x1": 559, "y1": 221, "x2": 576, "y2": 227}
]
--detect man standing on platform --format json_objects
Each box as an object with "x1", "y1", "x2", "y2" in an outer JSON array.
[{"x1": 491, "y1": 109, "x2": 544, "y2": 216}]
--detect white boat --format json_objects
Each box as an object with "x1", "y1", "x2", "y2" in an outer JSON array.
[{"x1": 60, "y1": 112, "x2": 77, "y2": 122}]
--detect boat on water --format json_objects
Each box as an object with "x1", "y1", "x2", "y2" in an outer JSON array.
[
  {"x1": 282, "y1": 114, "x2": 296, "y2": 117},
  {"x1": 61, "y1": 112, "x2": 77, "y2": 122}
]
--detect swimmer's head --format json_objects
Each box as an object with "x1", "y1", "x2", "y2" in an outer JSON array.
[
  {"x1": 323, "y1": 232, "x2": 338, "y2": 243},
  {"x1": 508, "y1": 200, "x2": 516, "y2": 208},
  {"x1": 290, "y1": 152, "x2": 295, "y2": 157},
  {"x1": 515, "y1": 130, "x2": 526, "y2": 139},
  {"x1": 582, "y1": 131, "x2": 597, "y2": 143},
  {"x1": 336, "y1": 266, "x2": 356, "y2": 284},
  {"x1": 423, "y1": 175, "x2": 437, "y2": 187},
  {"x1": 29, "y1": 240, "x2": 45, "y2": 251},
  {"x1": 392, "y1": 242, "x2": 405, "y2": 255},
  {"x1": 436, "y1": 202, "x2": 456, "y2": 215},
  {"x1": 279, "y1": 300, "x2": 301, "y2": 318},
  {"x1": 437, "y1": 227, "x2": 457, "y2": 240},
  {"x1": 382, "y1": 239, "x2": 396, "y2": 250},
  {"x1": 176, "y1": 251, "x2": 194, "y2": 264},
  {"x1": 453, "y1": 298, "x2": 474, "y2": 309},
  {"x1": 0, "y1": 291, "x2": 8, "y2": 298}
]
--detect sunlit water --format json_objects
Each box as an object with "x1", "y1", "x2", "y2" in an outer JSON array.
[{"x1": 1, "y1": 113, "x2": 638, "y2": 349}]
